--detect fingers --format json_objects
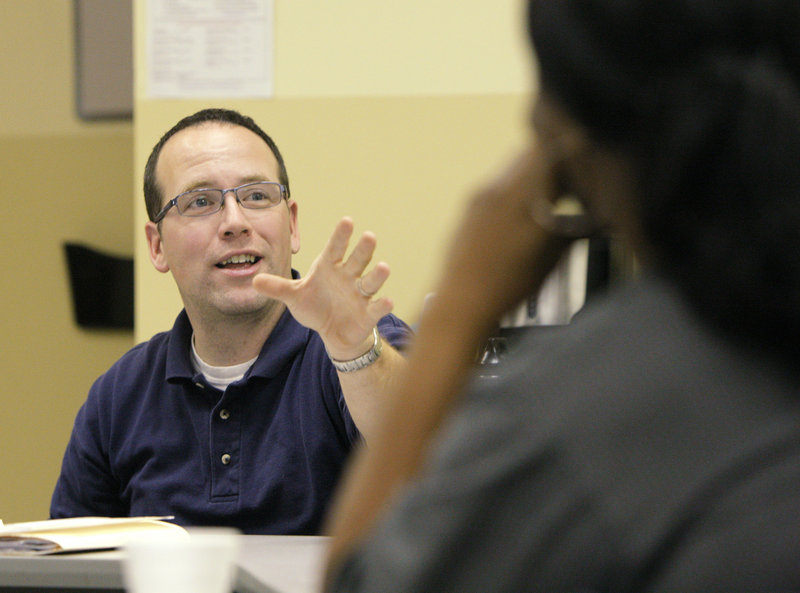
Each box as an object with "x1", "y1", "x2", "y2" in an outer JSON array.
[
  {"x1": 429, "y1": 144, "x2": 575, "y2": 325},
  {"x1": 366, "y1": 295, "x2": 394, "y2": 321},
  {"x1": 344, "y1": 231, "x2": 378, "y2": 277},
  {"x1": 323, "y1": 217, "x2": 379, "y2": 273},
  {"x1": 323, "y1": 217, "x2": 388, "y2": 296},
  {"x1": 356, "y1": 261, "x2": 390, "y2": 299},
  {"x1": 323, "y1": 217, "x2": 355, "y2": 263},
  {"x1": 478, "y1": 144, "x2": 556, "y2": 220}
]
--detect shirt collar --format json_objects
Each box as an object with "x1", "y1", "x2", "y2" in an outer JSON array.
[{"x1": 164, "y1": 270, "x2": 311, "y2": 383}]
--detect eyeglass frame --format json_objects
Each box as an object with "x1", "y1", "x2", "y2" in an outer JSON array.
[{"x1": 153, "y1": 181, "x2": 290, "y2": 223}]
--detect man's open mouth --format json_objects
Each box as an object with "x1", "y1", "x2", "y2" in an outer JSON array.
[{"x1": 216, "y1": 254, "x2": 261, "y2": 268}]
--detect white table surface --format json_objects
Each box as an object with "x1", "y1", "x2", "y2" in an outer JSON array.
[
  {"x1": 238, "y1": 535, "x2": 329, "y2": 593},
  {"x1": 0, "y1": 535, "x2": 330, "y2": 593}
]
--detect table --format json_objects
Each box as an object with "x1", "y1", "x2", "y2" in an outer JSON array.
[{"x1": 0, "y1": 535, "x2": 329, "y2": 593}]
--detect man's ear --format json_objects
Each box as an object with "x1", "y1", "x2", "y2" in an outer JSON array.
[
  {"x1": 288, "y1": 199, "x2": 301, "y2": 254},
  {"x1": 145, "y1": 222, "x2": 170, "y2": 273}
]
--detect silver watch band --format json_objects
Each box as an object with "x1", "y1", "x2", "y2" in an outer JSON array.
[{"x1": 329, "y1": 327, "x2": 382, "y2": 373}]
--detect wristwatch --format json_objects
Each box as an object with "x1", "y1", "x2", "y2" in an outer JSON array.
[{"x1": 329, "y1": 327, "x2": 382, "y2": 373}]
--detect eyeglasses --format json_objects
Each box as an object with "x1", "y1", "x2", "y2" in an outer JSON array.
[{"x1": 153, "y1": 181, "x2": 289, "y2": 223}]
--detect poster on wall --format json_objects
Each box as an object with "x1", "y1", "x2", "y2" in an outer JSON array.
[{"x1": 147, "y1": 0, "x2": 274, "y2": 98}]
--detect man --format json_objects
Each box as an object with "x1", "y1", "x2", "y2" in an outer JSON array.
[{"x1": 50, "y1": 108, "x2": 411, "y2": 534}]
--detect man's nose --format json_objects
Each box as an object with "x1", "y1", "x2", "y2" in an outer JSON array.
[{"x1": 218, "y1": 192, "x2": 252, "y2": 236}]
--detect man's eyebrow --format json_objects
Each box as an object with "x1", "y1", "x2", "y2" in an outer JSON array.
[
  {"x1": 179, "y1": 180, "x2": 216, "y2": 193},
  {"x1": 178, "y1": 175, "x2": 274, "y2": 193},
  {"x1": 238, "y1": 174, "x2": 276, "y2": 185}
]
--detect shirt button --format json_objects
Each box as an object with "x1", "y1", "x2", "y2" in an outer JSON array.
[
  {"x1": 219, "y1": 409, "x2": 230, "y2": 420},
  {"x1": 221, "y1": 454, "x2": 231, "y2": 465}
]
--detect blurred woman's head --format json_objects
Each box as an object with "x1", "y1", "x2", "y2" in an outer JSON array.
[{"x1": 527, "y1": 0, "x2": 800, "y2": 355}]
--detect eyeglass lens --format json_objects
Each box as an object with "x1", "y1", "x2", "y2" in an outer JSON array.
[{"x1": 177, "y1": 182, "x2": 283, "y2": 217}]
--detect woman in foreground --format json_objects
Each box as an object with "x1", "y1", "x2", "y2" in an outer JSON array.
[{"x1": 322, "y1": 1, "x2": 800, "y2": 591}]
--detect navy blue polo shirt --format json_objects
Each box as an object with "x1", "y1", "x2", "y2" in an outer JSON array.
[{"x1": 50, "y1": 305, "x2": 411, "y2": 534}]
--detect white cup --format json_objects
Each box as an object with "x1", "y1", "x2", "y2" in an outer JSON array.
[{"x1": 122, "y1": 527, "x2": 241, "y2": 593}]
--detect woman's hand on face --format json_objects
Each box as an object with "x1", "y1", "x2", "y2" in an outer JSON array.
[{"x1": 432, "y1": 142, "x2": 574, "y2": 326}]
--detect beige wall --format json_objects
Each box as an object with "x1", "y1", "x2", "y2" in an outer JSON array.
[
  {"x1": 0, "y1": 2, "x2": 134, "y2": 522},
  {"x1": 134, "y1": 0, "x2": 535, "y2": 340},
  {"x1": 0, "y1": 0, "x2": 537, "y2": 523}
]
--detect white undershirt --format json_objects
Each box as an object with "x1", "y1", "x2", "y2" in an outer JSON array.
[{"x1": 190, "y1": 334, "x2": 258, "y2": 391}]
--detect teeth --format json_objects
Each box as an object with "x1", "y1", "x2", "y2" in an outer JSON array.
[{"x1": 221, "y1": 254, "x2": 256, "y2": 266}]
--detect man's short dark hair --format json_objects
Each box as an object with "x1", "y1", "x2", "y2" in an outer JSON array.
[{"x1": 143, "y1": 108, "x2": 290, "y2": 222}]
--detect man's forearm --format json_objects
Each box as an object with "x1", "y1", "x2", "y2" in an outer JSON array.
[{"x1": 335, "y1": 340, "x2": 407, "y2": 444}]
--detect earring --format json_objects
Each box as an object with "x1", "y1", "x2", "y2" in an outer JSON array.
[{"x1": 529, "y1": 193, "x2": 600, "y2": 238}]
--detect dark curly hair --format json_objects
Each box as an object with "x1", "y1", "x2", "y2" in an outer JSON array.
[
  {"x1": 143, "y1": 108, "x2": 290, "y2": 223},
  {"x1": 528, "y1": 0, "x2": 800, "y2": 355}
]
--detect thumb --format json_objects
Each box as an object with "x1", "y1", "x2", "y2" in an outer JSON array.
[{"x1": 253, "y1": 273, "x2": 294, "y2": 301}]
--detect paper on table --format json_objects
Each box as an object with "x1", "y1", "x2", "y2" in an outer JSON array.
[{"x1": 0, "y1": 516, "x2": 186, "y2": 556}]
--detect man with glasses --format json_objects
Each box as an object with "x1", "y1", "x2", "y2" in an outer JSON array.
[{"x1": 50, "y1": 108, "x2": 412, "y2": 534}]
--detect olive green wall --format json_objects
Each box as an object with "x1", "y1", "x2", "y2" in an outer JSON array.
[{"x1": 0, "y1": 2, "x2": 134, "y2": 522}]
